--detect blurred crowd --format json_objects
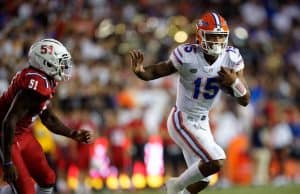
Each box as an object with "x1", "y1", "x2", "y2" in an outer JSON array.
[{"x1": 1, "y1": 0, "x2": 300, "y2": 193}]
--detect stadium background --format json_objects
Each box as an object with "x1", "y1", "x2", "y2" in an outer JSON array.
[{"x1": 0, "y1": 0, "x2": 300, "y2": 193}]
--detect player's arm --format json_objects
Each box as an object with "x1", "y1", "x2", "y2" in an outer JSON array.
[
  {"x1": 1, "y1": 90, "x2": 43, "y2": 163},
  {"x1": 129, "y1": 50, "x2": 177, "y2": 81},
  {"x1": 218, "y1": 67, "x2": 250, "y2": 106},
  {"x1": 1, "y1": 89, "x2": 44, "y2": 182},
  {"x1": 234, "y1": 70, "x2": 250, "y2": 106},
  {"x1": 39, "y1": 107, "x2": 92, "y2": 143}
]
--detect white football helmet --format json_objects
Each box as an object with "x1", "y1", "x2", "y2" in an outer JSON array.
[{"x1": 28, "y1": 38, "x2": 72, "y2": 81}]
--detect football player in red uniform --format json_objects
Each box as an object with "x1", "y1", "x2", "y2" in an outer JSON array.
[{"x1": 0, "y1": 39, "x2": 93, "y2": 194}]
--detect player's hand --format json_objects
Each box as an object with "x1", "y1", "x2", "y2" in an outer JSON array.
[
  {"x1": 217, "y1": 67, "x2": 237, "y2": 87},
  {"x1": 129, "y1": 50, "x2": 145, "y2": 75},
  {"x1": 71, "y1": 129, "x2": 93, "y2": 144},
  {"x1": 3, "y1": 162, "x2": 18, "y2": 183}
]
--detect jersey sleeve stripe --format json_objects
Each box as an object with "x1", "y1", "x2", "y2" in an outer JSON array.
[
  {"x1": 176, "y1": 47, "x2": 183, "y2": 57},
  {"x1": 26, "y1": 72, "x2": 49, "y2": 88},
  {"x1": 172, "y1": 50, "x2": 183, "y2": 65}
]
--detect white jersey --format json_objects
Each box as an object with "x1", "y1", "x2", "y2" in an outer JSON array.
[{"x1": 169, "y1": 44, "x2": 244, "y2": 117}]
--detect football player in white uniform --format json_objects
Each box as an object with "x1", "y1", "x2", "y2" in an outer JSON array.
[{"x1": 129, "y1": 11, "x2": 250, "y2": 194}]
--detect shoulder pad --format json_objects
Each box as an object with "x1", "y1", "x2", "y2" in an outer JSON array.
[
  {"x1": 170, "y1": 44, "x2": 200, "y2": 70},
  {"x1": 179, "y1": 44, "x2": 199, "y2": 61},
  {"x1": 22, "y1": 71, "x2": 52, "y2": 97}
]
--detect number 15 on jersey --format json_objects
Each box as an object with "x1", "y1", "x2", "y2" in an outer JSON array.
[{"x1": 193, "y1": 77, "x2": 219, "y2": 100}]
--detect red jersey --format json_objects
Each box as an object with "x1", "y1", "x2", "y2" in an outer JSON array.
[{"x1": 0, "y1": 67, "x2": 57, "y2": 134}]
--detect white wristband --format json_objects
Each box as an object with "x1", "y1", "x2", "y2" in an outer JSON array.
[{"x1": 231, "y1": 78, "x2": 247, "y2": 97}]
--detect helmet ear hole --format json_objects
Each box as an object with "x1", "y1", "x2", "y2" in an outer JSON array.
[{"x1": 43, "y1": 60, "x2": 52, "y2": 68}]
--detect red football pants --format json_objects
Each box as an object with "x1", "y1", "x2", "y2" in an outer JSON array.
[{"x1": 11, "y1": 132, "x2": 56, "y2": 194}]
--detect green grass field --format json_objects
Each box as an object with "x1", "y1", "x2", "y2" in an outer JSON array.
[{"x1": 98, "y1": 184, "x2": 300, "y2": 194}]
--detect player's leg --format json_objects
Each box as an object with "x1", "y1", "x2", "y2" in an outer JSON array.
[
  {"x1": 181, "y1": 149, "x2": 210, "y2": 194},
  {"x1": 166, "y1": 158, "x2": 223, "y2": 194},
  {"x1": 183, "y1": 181, "x2": 209, "y2": 194},
  {"x1": 11, "y1": 141, "x2": 36, "y2": 194},
  {"x1": 167, "y1": 108, "x2": 210, "y2": 194},
  {"x1": 166, "y1": 107, "x2": 226, "y2": 194},
  {"x1": 173, "y1": 119, "x2": 225, "y2": 193},
  {"x1": 21, "y1": 133, "x2": 55, "y2": 194}
]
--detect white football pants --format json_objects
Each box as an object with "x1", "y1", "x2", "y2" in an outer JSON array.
[{"x1": 167, "y1": 106, "x2": 226, "y2": 181}]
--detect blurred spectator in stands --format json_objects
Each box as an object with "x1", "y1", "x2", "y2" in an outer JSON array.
[
  {"x1": 251, "y1": 112, "x2": 271, "y2": 185},
  {"x1": 268, "y1": 101, "x2": 293, "y2": 185},
  {"x1": 104, "y1": 110, "x2": 132, "y2": 175}
]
